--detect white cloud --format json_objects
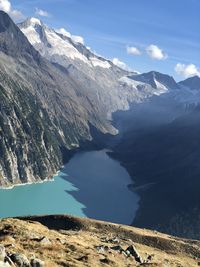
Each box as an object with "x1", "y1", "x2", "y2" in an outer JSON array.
[
  {"x1": 56, "y1": 28, "x2": 71, "y2": 38},
  {"x1": 71, "y1": 35, "x2": 84, "y2": 45},
  {"x1": 112, "y1": 58, "x2": 133, "y2": 71},
  {"x1": 0, "y1": 0, "x2": 24, "y2": 20},
  {"x1": 146, "y1": 44, "x2": 168, "y2": 60},
  {"x1": 175, "y1": 63, "x2": 200, "y2": 78},
  {"x1": 11, "y1": 9, "x2": 24, "y2": 20},
  {"x1": 56, "y1": 27, "x2": 84, "y2": 45},
  {"x1": 0, "y1": 0, "x2": 10, "y2": 12},
  {"x1": 35, "y1": 8, "x2": 50, "y2": 17},
  {"x1": 127, "y1": 46, "x2": 141, "y2": 55}
]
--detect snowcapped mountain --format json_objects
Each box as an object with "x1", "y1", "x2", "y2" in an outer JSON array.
[
  {"x1": 20, "y1": 18, "x2": 200, "y2": 118},
  {"x1": 18, "y1": 18, "x2": 120, "y2": 73},
  {"x1": 129, "y1": 71, "x2": 179, "y2": 90},
  {"x1": 20, "y1": 18, "x2": 194, "y2": 108},
  {"x1": 19, "y1": 18, "x2": 139, "y2": 119},
  {"x1": 119, "y1": 71, "x2": 179, "y2": 100}
]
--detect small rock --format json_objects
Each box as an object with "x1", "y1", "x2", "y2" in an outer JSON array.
[
  {"x1": 56, "y1": 238, "x2": 65, "y2": 245},
  {"x1": 100, "y1": 236, "x2": 120, "y2": 244},
  {"x1": 122, "y1": 250, "x2": 129, "y2": 257},
  {"x1": 4, "y1": 256, "x2": 14, "y2": 266},
  {"x1": 28, "y1": 233, "x2": 41, "y2": 240},
  {"x1": 125, "y1": 249, "x2": 131, "y2": 257},
  {"x1": 0, "y1": 245, "x2": 6, "y2": 262},
  {"x1": 30, "y1": 258, "x2": 44, "y2": 267},
  {"x1": 126, "y1": 245, "x2": 143, "y2": 263},
  {"x1": 76, "y1": 255, "x2": 88, "y2": 262},
  {"x1": 39, "y1": 237, "x2": 51, "y2": 245},
  {"x1": 109, "y1": 237, "x2": 120, "y2": 244},
  {"x1": 146, "y1": 254, "x2": 154, "y2": 262},
  {"x1": 110, "y1": 245, "x2": 123, "y2": 252},
  {"x1": 100, "y1": 258, "x2": 110, "y2": 264},
  {"x1": 68, "y1": 244, "x2": 76, "y2": 251},
  {"x1": 95, "y1": 245, "x2": 109, "y2": 253},
  {"x1": 10, "y1": 253, "x2": 30, "y2": 267}
]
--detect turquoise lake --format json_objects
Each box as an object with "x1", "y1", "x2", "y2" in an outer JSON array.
[{"x1": 0, "y1": 150, "x2": 139, "y2": 225}]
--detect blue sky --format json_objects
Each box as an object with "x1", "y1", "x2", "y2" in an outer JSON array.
[{"x1": 4, "y1": 0, "x2": 200, "y2": 80}]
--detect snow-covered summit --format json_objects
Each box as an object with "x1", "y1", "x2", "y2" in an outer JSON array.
[
  {"x1": 130, "y1": 71, "x2": 179, "y2": 90},
  {"x1": 18, "y1": 18, "x2": 113, "y2": 69},
  {"x1": 119, "y1": 71, "x2": 180, "y2": 98},
  {"x1": 20, "y1": 17, "x2": 200, "y2": 109},
  {"x1": 20, "y1": 17, "x2": 42, "y2": 27},
  {"x1": 29, "y1": 17, "x2": 42, "y2": 26}
]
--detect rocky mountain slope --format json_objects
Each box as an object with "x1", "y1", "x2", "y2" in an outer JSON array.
[
  {"x1": 0, "y1": 11, "x2": 180, "y2": 187},
  {"x1": 0, "y1": 215, "x2": 199, "y2": 267},
  {"x1": 18, "y1": 17, "x2": 132, "y2": 119},
  {"x1": 18, "y1": 18, "x2": 176, "y2": 119}
]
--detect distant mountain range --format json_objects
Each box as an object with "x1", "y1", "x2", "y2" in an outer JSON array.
[
  {"x1": 179, "y1": 75, "x2": 200, "y2": 91},
  {"x1": 0, "y1": 10, "x2": 199, "y2": 190},
  {"x1": 110, "y1": 75, "x2": 200, "y2": 239}
]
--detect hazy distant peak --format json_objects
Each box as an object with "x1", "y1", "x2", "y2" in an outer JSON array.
[
  {"x1": 129, "y1": 71, "x2": 179, "y2": 90},
  {"x1": 179, "y1": 75, "x2": 200, "y2": 91}
]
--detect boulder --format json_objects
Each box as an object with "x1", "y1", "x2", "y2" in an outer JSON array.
[
  {"x1": 38, "y1": 237, "x2": 51, "y2": 246},
  {"x1": 126, "y1": 245, "x2": 143, "y2": 263},
  {"x1": 30, "y1": 258, "x2": 44, "y2": 267},
  {"x1": 110, "y1": 245, "x2": 123, "y2": 252},
  {"x1": 10, "y1": 253, "x2": 30, "y2": 267}
]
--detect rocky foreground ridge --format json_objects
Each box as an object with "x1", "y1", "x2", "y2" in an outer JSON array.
[{"x1": 0, "y1": 215, "x2": 199, "y2": 267}]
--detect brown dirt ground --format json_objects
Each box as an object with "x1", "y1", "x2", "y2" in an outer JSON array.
[{"x1": 0, "y1": 215, "x2": 199, "y2": 267}]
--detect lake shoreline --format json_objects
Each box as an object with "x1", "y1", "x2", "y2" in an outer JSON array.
[
  {"x1": 106, "y1": 150, "x2": 145, "y2": 226},
  {"x1": 0, "y1": 150, "x2": 139, "y2": 225},
  {"x1": 0, "y1": 167, "x2": 64, "y2": 190},
  {"x1": 0, "y1": 177, "x2": 55, "y2": 190}
]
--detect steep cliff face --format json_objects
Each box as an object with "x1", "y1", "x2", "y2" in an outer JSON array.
[
  {"x1": 0, "y1": 81, "x2": 62, "y2": 187},
  {"x1": 0, "y1": 11, "x2": 113, "y2": 187}
]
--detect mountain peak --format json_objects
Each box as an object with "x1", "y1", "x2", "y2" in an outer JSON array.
[
  {"x1": 19, "y1": 17, "x2": 43, "y2": 29},
  {"x1": 29, "y1": 17, "x2": 42, "y2": 26},
  {"x1": 0, "y1": 11, "x2": 42, "y2": 62},
  {"x1": 128, "y1": 71, "x2": 179, "y2": 90},
  {"x1": 179, "y1": 75, "x2": 200, "y2": 90}
]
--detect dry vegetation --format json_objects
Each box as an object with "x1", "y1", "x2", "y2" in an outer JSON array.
[{"x1": 0, "y1": 215, "x2": 199, "y2": 266}]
